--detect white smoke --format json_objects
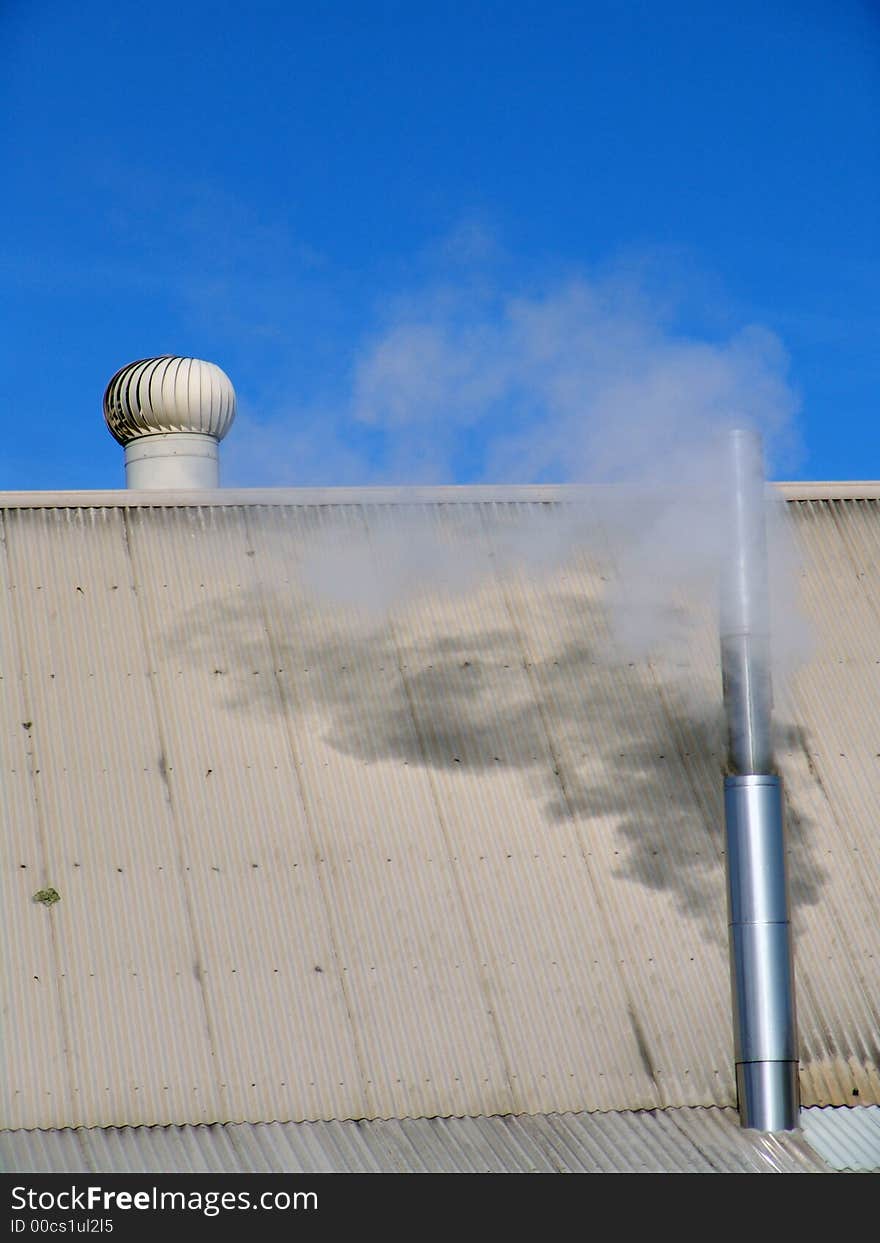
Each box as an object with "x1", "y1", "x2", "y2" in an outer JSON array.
[
  {"x1": 351, "y1": 278, "x2": 800, "y2": 487},
  {"x1": 294, "y1": 264, "x2": 810, "y2": 701}
]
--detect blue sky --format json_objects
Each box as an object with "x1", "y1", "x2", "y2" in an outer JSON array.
[{"x1": 2, "y1": 0, "x2": 878, "y2": 489}]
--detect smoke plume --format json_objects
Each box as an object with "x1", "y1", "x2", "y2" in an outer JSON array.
[{"x1": 294, "y1": 263, "x2": 810, "y2": 705}]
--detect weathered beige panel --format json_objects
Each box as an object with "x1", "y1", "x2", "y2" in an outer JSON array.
[
  {"x1": 776, "y1": 500, "x2": 880, "y2": 1104},
  {"x1": 2, "y1": 508, "x2": 219, "y2": 1127},
  {"x1": 489, "y1": 506, "x2": 734, "y2": 1108},
  {"x1": 123, "y1": 505, "x2": 368, "y2": 1124},
  {"x1": 369, "y1": 504, "x2": 664, "y2": 1112},
  {"x1": 0, "y1": 513, "x2": 72, "y2": 1130},
  {"x1": 244, "y1": 505, "x2": 517, "y2": 1119},
  {"x1": 1, "y1": 492, "x2": 879, "y2": 1128}
]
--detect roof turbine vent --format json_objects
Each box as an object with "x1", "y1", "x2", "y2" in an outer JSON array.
[{"x1": 103, "y1": 355, "x2": 236, "y2": 489}]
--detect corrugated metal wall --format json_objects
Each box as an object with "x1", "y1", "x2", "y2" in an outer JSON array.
[{"x1": 2, "y1": 495, "x2": 878, "y2": 1129}]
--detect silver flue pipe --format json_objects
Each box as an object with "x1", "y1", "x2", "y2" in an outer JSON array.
[{"x1": 720, "y1": 428, "x2": 800, "y2": 1131}]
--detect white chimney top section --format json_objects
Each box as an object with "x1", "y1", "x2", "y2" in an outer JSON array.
[{"x1": 103, "y1": 355, "x2": 236, "y2": 489}]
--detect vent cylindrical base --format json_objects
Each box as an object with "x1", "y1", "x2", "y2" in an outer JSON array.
[{"x1": 124, "y1": 433, "x2": 220, "y2": 490}]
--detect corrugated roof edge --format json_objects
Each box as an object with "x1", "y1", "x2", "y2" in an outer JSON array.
[
  {"x1": 0, "y1": 482, "x2": 878, "y2": 508},
  {"x1": 0, "y1": 1106, "x2": 845, "y2": 1174}
]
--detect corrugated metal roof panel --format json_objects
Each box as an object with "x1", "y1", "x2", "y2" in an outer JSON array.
[
  {"x1": 1, "y1": 507, "x2": 220, "y2": 1129},
  {"x1": 246, "y1": 504, "x2": 519, "y2": 1121},
  {"x1": 775, "y1": 500, "x2": 880, "y2": 1107},
  {"x1": 0, "y1": 1108, "x2": 835, "y2": 1174},
  {"x1": 800, "y1": 1105, "x2": 880, "y2": 1171},
  {"x1": 120, "y1": 505, "x2": 371, "y2": 1126},
  {"x1": 0, "y1": 1128, "x2": 92, "y2": 1174},
  {"x1": 486, "y1": 504, "x2": 733, "y2": 1112},
  {"x1": 1, "y1": 495, "x2": 879, "y2": 1129}
]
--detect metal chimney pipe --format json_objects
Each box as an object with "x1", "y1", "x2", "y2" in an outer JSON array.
[
  {"x1": 720, "y1": 428, "x2": 773, "y2": 774},
  {"x1": 720, "y1": 428, "x2": 800, "y2": 1131}
]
